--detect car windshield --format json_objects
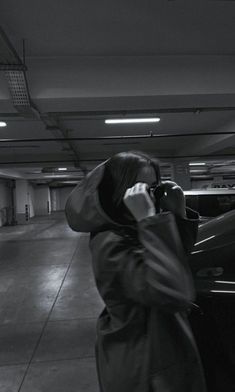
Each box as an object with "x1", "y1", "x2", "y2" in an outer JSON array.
[{"x1": 186, "y1": 193, "x2": 235, "y2": 218}]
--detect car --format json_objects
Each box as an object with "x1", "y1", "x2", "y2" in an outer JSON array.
[
  {"x1": 185, "y1": 189, "x2": 235, "y2": 223},
  {"x1": 189, "y1": 209, "x2": 235, "y2": 391}
]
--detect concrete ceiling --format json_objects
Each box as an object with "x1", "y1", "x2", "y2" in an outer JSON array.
[
  {"x1": 2, "y1": 0, "x2": 235, "y2": 56},
  {"x1": 0, "y1": 0, "x2": 235, "y2": 185}
]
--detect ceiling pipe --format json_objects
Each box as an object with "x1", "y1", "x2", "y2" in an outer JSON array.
[
  {"x1": 48, "y1": 106, "x2": 235, "y2": 119},
  {"x1": 1, "y1": 105, "x2": 235, "y2": 119},
  {"x1": 0, "y1": 26, "x2": 26, "y2": 70},
  {"x1": 1, "y1": 130, "x2": 235, "y2": 143},
  {"x1": 2, "y1": 152, "x2": 235, "y2": 165},
  {"x1": 38, "y1": 115, "x2": 82, "y2": 169}
]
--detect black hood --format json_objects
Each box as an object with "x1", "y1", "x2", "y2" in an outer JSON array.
[{"x1": 65, "y1": 161, "x2": 123, "y2": 233}]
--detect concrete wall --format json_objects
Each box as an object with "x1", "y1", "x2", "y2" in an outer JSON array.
[
  {"x1": 50, "y1": 187, "x2": 74, "y2": 211},
  {"x1": 0, "y1": 179, "x2": 11, "y2": 227}
]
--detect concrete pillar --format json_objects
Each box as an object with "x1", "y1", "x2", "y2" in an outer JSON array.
[
  {"x1": 0, "y1": 179, "x2": 11, "y2": 226},
  {"x1": 34, "y1": 185, "x2": 51, "y2": 216},
  {"x1": 50, "y1": 188, "x2": 57, "y2": 212},
  {"x1": 15, "y1": 180, "x2": 31, "y2": 224},
  {"x1": 172, "y1": 161, "x2": 191, "y2": 190}
]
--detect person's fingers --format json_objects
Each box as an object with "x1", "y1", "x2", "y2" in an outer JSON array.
[
  {"x1": 124, "y1": 188, "x2": 132, "y2": 199},
  {"x1": 136, "y1": 182, "x2": 147, "y2": 194},
  {"x1": 124, "y1": 184, "x2": 140, "y2": 198},
  {"x1": 129, "y1": 186, "x2": 135, "y2": 195},
  {"x1": 141, "y1": 183, "x2": 148, "y2": 191},
  {"x1": 128, "y1": 182, "x2": 148, "y2": 194},
  {"x1": 135, "y1": 183, "x2": 141, "y2": 191},
  {"x1": 124, "y1": 182, "x2": 151, "y2": 203}
]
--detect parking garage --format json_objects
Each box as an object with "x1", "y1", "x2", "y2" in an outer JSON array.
[{"x1": 1, "y1": 1, "x2": 235, "y2": 391}]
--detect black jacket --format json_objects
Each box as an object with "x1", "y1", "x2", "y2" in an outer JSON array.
[{"x1": 65, "y1": 162, "x2": 207, "y2": 392}]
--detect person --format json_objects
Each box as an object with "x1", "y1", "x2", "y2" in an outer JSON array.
[{"x1": 65, "y1": 151, "x2": 207, "y2": 392}]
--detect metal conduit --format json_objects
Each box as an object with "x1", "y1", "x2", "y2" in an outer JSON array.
[
  {"x1": 47, "y1": 107, "x2": 235, "y2": 118},
  {"x1": 1, "y1": 152, "x2": 235, "y2": 166},
  {"x1": 1, "y1": 130, "x2": 235, "y2": 143}
]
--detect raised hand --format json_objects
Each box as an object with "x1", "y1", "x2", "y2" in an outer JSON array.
[
  {"x1": 160, "y1": 181, "x2": 186, "y2": 218},
  {"x1": 123, "y1": 182, "x2": 156, "y2": 222}
]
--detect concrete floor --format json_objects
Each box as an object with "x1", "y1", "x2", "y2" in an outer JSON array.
[{"x1": 0, "y1": 212, "x2": 104, "y2": 392}]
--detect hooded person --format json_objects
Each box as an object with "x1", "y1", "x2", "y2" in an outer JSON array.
[{"x1": 65, "y1": 151, "x2": 207, "y2": 392}]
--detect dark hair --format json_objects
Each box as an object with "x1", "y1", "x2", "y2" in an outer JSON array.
[{"x1": 98, "y1": 151, "x2": 161, "y2": 224}]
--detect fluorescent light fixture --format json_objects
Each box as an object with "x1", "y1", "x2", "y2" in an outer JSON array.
[
  {"x1": 105, "y1": 118, "x2": 160, "y2": 124},
  {"x1": 210, "y1": 290, "x2": 235, "y2": 294},
  {"x1": 190, "y1": 169, "x2": 207, "y2": 173},
  {"x1": 0, "y1": 121, "x2": 7, "y2": 127},
  {"x1": 215, "y1": 281, "x2": 235, "y2": 285},
  {"x1": 189, "y1": 162, "x2": 206, "y2": 166},
  {"x1": 44, "y1": 174, "x2": 69, "y2": 178},
  {"x1": 58, "y1": 168, "x2": 67, "y2": 171}
]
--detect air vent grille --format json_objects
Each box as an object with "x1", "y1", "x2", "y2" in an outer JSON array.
[{"x1": 4, "y1": 71, "x2": 30, "y2": 106}]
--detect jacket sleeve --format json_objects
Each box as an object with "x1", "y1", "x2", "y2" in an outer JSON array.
[{"x1": 90, "y1": 212, "x2": 196, "y2": 313}]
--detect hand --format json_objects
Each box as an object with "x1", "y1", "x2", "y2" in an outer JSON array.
[
  {"x1": 159, "y1": 181, "x2": 186, "y2": 218},
  {"x1": 123, "y1": 182, "x2": 156, "y2": 222}
]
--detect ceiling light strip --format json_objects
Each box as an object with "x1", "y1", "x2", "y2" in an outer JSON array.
[{"x1": 105, "y1": 118, "x2": 160, "y2": 124}]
